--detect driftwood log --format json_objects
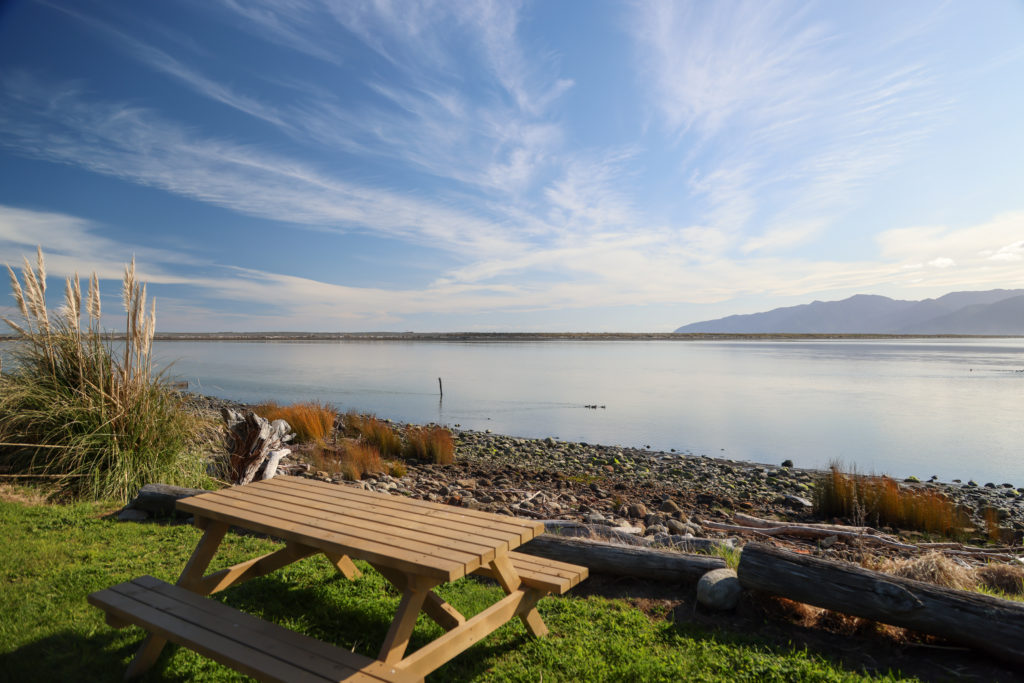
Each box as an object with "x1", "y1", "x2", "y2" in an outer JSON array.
[
  {"x1": 520, "y1": 534, "x2": 726, "y2": 582},
  {"x1": 541, "y1": 520, "x2": 735, "y2": 553},
  {"x1": 732, "y1": 513, "x2": 874, "y2": 535},
  {"x1": 127, "y1": 483, "x2": 207, "y2": 517},
  {"x1": 737, "y1": 542, "x2": 1024, "y2": 665},
  {"x1": 221, "y1": 408, "x2": 294, "y2": 484},
  {"x1": 703, "y1": 520, "x2": 918, "y2": 551}
]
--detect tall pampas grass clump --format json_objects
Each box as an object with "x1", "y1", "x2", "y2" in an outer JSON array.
[{"x1": 0, "y1": 248, "x2": 203, "y2": 501}]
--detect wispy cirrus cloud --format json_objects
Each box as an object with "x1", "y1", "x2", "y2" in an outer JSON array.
[
  {"x1": 631, "y1": 0, "x2": 947, "y2": 255},
  {"x1": 0, "y1": 71, "x2": 526, "y2": 259}
]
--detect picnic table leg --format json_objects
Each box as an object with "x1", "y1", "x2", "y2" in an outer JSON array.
[
  {"x1": 488, "y1": 556, "x2": 548, "y2": 637},
  {"x1": 324, "y1": 550, "x2": 363, "y2": 580},
  {"x1": 123, "y1": 633, "x2": 167, "y2": 679},
  {"x1": 123, "y1": 519, "x2": 229, "y2": 678},
  {"x1": 371, "y1": 563, "x2": 465, "y2": 631},
  {"x1": 378, "y1": 575, "x2": 440, "y2": 664},
  {"x1": 176, "y1": 520, "x2": 229, "y2": 590}
]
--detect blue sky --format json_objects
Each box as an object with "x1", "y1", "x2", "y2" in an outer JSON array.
[{"x1": 1, "y1": 0, "x2": 1022, "y2": 332}]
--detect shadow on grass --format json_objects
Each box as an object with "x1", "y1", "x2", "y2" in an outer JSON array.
[
  {"x1": 1, "y1": 571, "x2": 537, "y2": 682},
  {"x1": 213, "y1": 573, "x2": 524, "y2": 682},
  {"x1": 0, "y1": 628, "x2": 192, "y2": 683}
]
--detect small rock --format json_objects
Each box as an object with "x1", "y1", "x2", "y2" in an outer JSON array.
[
  {"x1": 665, "y1": 518, "x2": 688, "y2": 534},
  {"x1": 659, "y1": 499, "x2": 682, "y2": 513},
  {"x1": 627, "y1": 503, "x2": 648, "y2": 518},
  {"x1": 644, "y1": 524, "x2": 669, "y2": 536},
  {"x1": 697, "y1": 568, "x2": 742, "y2": 610},
  {"x1": 584, "y1": 512, "x2": 606, "y2": 524},
  {"x1": 118, "y1": 509, "x2": 149, "y2": 522}
]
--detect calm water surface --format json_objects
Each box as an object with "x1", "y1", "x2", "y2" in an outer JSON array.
[{"x1": 153, "y1": 339, "x2": 1024, "y2": 485}]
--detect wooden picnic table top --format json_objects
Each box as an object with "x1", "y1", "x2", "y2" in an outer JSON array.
[{"x1": 176, "y1": 477, "x2": 546, "y2": 582}]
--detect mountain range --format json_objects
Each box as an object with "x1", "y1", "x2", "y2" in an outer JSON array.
[{"x1": 675, "y1": 289, "x2": 1024, "y2": 334}]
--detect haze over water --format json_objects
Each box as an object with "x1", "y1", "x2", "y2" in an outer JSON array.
[{"x1": 156, "y1": 338, "x2": 1024, "y2": 485}]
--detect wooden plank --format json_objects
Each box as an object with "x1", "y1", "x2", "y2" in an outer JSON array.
[
  {"x1": 264, "y1": 477, "x2": 542, "y2": 544},
  {"x1": 126, "y1": 578, "x2": 406, "y2": 682},
  {"x1": 394, "y1": 588, "x2": 544, "y2": 679},
  {"x1": 90, "y1": 581, "x2": 379, "y2": 682},
  {"x1": 178, "y1": 497, "x2": 463, "y2": 581},
  {"x1": 187, "y1": 494, "x2": 482, "y2": 574},
  {"x1": 233, "y1": 480, "x2": 524, "y2": 551},
  {"x1": 263, "y1": 477, "x2": 544, "y2": 539},
  {"x1": 214, "y1": 485, "x2": 500, "y2": 564},
  {"x1": 194, "y1": 542, "x2": 319, "y2": 595},
  {"x1": 508, "y1": 552, "x2": 586, "y2": 581},
  {"x1": 110, "y1": 577, "x2": 405, "y2": 683},
  {"x1": 473, "y1": 565, "x2": 567, "y2": 595},
  {"x1": 472, "y1": 552, "x2": 587, "y2": 595}
]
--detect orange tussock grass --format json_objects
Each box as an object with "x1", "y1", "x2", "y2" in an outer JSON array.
[
  {"x1": 311, "y1": 440, "x2": 382, "y2": 481},
  {"x1": 814, "y1": 462, "x2": 968, "y2": 536},
  {"x1": 255, "y1": 401, "x2": 338, "y2": 444},
  {"x1": 343, "y1": 412, "x2": 403, "y2": 457},
  {"x1": 404, "y1": 426, "x2": 455, "y2": 464}
]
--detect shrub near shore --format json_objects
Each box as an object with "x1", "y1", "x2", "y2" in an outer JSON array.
[{"x1": 0, "y1": 250, "x2": 204, "y2": 501}]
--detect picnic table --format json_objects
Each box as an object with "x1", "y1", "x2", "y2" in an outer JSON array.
[{"x1": 89, "y1": 476, "x2": 588, "y2": 681}]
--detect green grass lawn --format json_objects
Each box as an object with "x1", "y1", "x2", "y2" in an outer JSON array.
[{"x1": 0, "y1": 494, "x2": 916, "y2": 682}]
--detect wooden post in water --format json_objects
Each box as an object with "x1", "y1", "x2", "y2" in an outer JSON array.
[{"x1": 438, "y1": 377, "x2": 443, "y2": 397}]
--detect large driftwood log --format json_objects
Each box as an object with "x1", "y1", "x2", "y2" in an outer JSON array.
[
  {"x1": 737, "y1": 542, "x2": 1024, "y2": 665},
  {"x1": 221, "y1": 408, "x2": 294, "y2": 484},
  {"x1": 128, "y1": 483, "x2": 207, "y2": 516},
  {"x1": 520, "y1": 534, "x2": 727, "y2": 582}
]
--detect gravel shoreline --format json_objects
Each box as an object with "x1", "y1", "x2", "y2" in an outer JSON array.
[{"x1": 184, "y1": 393, "x2": 1024, "y2": 550}]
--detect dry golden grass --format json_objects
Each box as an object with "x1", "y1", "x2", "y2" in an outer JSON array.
[
  {"x1": 404, "y1": 425, "x2": 455, "y2": 464},
  {"x1": 876, "y1": 551, "x2": 976, "y2": 591},
  {"x1": 976, "y1": 563, "x2": 1024, "y2": 595},
  {"x1": 343, "y1": 412, "x2": 403, "y2": 457},
  {"x1": 255, "y1": 401, "x2": 337, "y2": 444},
  {"x1": 813, "y1": 462, "x2": 967, "y2": 536},
  {"x1": 310, "y1": 440, "x2": 383, "y2": 480},
  {"x1": 386, "y1": 460, "x2": 407, "y2": 478}
]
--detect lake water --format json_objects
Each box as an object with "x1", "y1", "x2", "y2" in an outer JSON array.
[{"x1": 151, "y1": 338, "x2": 1024, "y2": 485}]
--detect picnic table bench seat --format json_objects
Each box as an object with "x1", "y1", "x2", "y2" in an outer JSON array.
[
  {"x1": 473, "y1": 551, "x2": 588, "y2": 595},
  {"x1": 88, "y1": 575, "x2": 412, "y2": 682}
]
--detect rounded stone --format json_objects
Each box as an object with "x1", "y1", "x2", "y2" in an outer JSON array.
[
  {"x1": 117, "y1": 509, "x2": 149, "y2": 522},
  {"x1": 696, "y1": 568, "x2": 742, "y2": 611}
]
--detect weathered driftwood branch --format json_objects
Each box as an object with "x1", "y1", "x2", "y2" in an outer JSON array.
[
  {"x1": 221, "y1": 408, "x2": 294, "y2": 485},
  {"x1": 732, "y1": 512, "x2": 874, "y2": 535},
  {"x1": 737, "y1": 542, "x2": 1024, "y2": 665},
  {"x1": 703, "y1": 520, "x2": 918, "y2": 551},
  {"x1": 127, "y1": 483, "x2": 208, "y2": 516},
  {"x1": 520, "y1": 534, "x2": 726, "y2": 582}
]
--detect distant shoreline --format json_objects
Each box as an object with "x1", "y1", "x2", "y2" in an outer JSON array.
[
  {"x1": 142, "y1": 332, "x2": 1024, "y2": 342},
  {"x1": 2, "y1": 332, "x2": 1020, "y2": 343}
]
